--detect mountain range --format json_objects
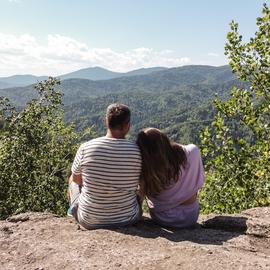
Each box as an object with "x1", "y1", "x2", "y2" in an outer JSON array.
[
  {"x1": 0, "y1": 66, "x2": 167, "y2": 89},
  {"x1": 0, "y1": 65, "x2": 238, "y2": 106},
  {"x1": 0, "y1": 65, "x2": 244, "y2": 144}
]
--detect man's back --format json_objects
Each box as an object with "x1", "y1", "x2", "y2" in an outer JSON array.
[{"x1": 72, "y1": 136, "x2": 141, "y2": 228}]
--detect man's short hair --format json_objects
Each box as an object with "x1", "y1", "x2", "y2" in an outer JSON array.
[{"x1": 106, "y1": 103, "x2": 131, "y2": 130}]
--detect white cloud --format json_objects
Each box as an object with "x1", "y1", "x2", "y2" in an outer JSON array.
[
  {"x1": 0, "y1": 33, "x2": 191, "y2": 76},
  {"x1": 207, "y1": 52, "x2": 219, "y2": 57}
]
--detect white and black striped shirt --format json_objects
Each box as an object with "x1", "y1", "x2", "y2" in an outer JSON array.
[{"x1": 72, "y1": 136, "x2": 142, "y2": 227}]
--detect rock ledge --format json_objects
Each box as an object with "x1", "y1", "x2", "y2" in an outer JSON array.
[{"x1": 1, "y1": 207, "x2": 270, "y2": 270}]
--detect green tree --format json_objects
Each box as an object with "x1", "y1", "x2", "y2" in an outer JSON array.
[
  {"x1": 0, "y1": 78, "x2": 82, "y2": 219},
  {"x1": 200, "y1": 3, "x2": 270, "y2": 213}
]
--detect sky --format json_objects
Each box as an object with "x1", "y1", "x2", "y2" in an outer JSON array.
[{"x1": 0, "y1": 0, "x2": 267, "y2": 76}]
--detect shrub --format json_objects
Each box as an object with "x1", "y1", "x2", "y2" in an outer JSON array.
[
  {"x1": 200, "y1": 3, "x2": 270, "y2": 213},
  {"x1": 0, "y1": 78, "x2": 80, "y2": 219}
]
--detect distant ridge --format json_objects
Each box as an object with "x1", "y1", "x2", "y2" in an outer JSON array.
[
  {"x1": 0, "y1": 66, "x2": 167, "y2": 89},
  {"x1": 58, "y1": 66, "x2": 168, "y2": 81},
  {"x1": 0, "y1": 75, "x2": 48, "y2": 89},
  {"x1": 0, "y1": 65, "x2": 235, "y2": 107},
  {"x1": 0, "y1": 81, "x2": 11, "y2": 89},
  {"x1": 124, "y1": 67, "x2": 167, "y2": 76},
  {"x1": 59, "y1": 67, "x2": 121, "y2": 81}
]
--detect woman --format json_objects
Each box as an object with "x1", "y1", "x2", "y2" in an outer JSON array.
[{"x1": 136, "y1": 128, "x2": 204, "y2": 228}]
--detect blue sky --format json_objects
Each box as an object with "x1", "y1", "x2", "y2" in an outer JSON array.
[{"x1": 0, "y1": 0, "x2": 267, "y2": 76}]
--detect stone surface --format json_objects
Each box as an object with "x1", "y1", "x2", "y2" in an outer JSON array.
[{"x1": 1, "y1": 208, "x2": 270, "y2": 270}]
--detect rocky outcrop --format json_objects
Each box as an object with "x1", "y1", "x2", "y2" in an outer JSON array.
[{"x1": 1, "y1": 207, "x2": 270, "y2": 270}]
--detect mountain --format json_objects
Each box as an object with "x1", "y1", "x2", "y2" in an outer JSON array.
[
  {"x1": 59, "y1": 66, "x2": 167, "y2": 80},
  {"x1": 59, "y1": 67, "x2": 121, "y2": 81},
  {"x1": 0, "y1": 75, "x2": 48, "y2": 89},
  {"x1": 0, "y1": 66, "x2": 167, "y2": 89}
]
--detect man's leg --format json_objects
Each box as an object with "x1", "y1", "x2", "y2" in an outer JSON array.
[{"x1": 68, "y1": 177, "x2": 81, "y2": 218}]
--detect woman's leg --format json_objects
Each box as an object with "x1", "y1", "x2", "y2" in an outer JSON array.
[{"x1": 150, "y1": 199, "x2": 200, "y2": 229}]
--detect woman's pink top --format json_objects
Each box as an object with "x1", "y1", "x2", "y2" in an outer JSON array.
[{"x1": 147, "y1": 144, "x2": 204, "y2": 226}]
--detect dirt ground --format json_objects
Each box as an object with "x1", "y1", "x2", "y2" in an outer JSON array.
[{"x1": 0, "y1": 207, "x2": 270, "y2": 270}]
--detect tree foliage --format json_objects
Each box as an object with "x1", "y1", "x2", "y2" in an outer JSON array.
[
  {"x1": 200, "y1": 3, "x2": 270, "y2": 213},
  {"x1": 64, "y1": 89, "x2": 215, "y2": 145},
  {"x1": 0, "y1": 78, "x2": 82, "y2": 219}
]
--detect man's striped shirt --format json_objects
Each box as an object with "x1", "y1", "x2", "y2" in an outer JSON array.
[{"x1": 71, "y1": 136, "x2": 142, "y2": 227}]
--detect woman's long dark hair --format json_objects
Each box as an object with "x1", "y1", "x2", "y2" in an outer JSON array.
[{"x1": 136, "y1": 128, "x2": 187, "y2": 197}]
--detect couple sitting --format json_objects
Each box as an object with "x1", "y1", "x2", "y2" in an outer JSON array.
[{"x1": 68, "y1": 103, "x2": 204, "y2": 229}]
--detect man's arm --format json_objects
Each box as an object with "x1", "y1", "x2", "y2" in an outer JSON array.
[
  {"x1": 136, "y1": 179, "x2": 145, "y2": 204},
  {"x1": 69, "y1": 173, "x2": 82, "y2": 186}
]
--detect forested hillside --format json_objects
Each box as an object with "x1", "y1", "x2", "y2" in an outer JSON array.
[
  {"x1": 64, "y1": 90, "x2": 215, "y2": 144},
  {"x1": 0, "y1": 65, "x2": 246, "y2": 143}
]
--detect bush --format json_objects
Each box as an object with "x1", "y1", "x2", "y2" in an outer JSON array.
[
  {"x1": 200, "y1": 3, "x2": 270, "y2": 213},
  {"x1": 0, "y1": 78, "x2": 80, "y2": 219}
]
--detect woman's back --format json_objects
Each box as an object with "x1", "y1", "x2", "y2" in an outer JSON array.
[
  {"x1": 147, "y1": 144, "x2": 204, "y2": 228},
  {"x1": 147, "y1": 144, "x2": 204, "y2": 211}
]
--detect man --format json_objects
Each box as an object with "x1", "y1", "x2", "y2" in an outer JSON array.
[{"x1": 69, "y1": 104, "x2": 142, "y2": 229}]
